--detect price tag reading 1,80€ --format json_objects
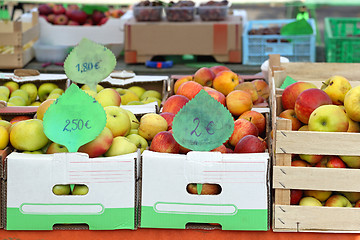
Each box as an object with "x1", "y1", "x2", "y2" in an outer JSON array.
[
  {"x1": 43, "y1": 84, "x2": 107, "y2": 153},
  {"x1": 64, "y1": 38, "x2": 116, "y2": 92},
  {"x1": 172, "y1": 90, "x2": 234, "y2": 151}
]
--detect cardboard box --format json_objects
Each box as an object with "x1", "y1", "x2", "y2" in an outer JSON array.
[
  {"x1": 3, "y1": 152, "x2": 138, "y2": 230},
  {"x1": 124, "y1": 12, "x2": 243, "y2": 63},
  {"x1": 140, "y1": 150, "x2": 270, "y2": 230},
  {"x1": 0, "y1": 147, "x2": 12, "y2": 229},
  {"x1": 38, "y1": 10, "x2": 133, "y2": 58},
  {"x1": 0, "y1": 12, "x2": 39, "y2": 69},
  {"x1": 270, "y1": 61, "x2": 360, "y2": 232}
]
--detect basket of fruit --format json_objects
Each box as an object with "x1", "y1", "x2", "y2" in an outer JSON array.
[
  {"x1": 133, "y1": 0, "x2": 164, "y2": 22},
  {"x1": 198, "y1": 0, "x2": 229, "y2": 21},
  {"x1": 165, "y1": 1, "x2": 195, "y2": 22}
]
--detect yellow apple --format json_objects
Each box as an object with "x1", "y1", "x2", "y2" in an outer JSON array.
[
  {"x1": 299, "y1": 197, "x2": 323, "y2": 206},
  {"x1": 304, "y1": 190, "x2": 332, "y2": 202},
  {"x1": 20, "y1": 83, "x2": 38, "y2": 103},
  {"x1": 95, "y1": 88, "x2": 121, "y2": 107},
  {"x1": 0, "y1": 120, "x2": 11, "y2": 132},
  {"x1": 138, "y1": 113, "x2": 168, "y2": 141},
  {"x1": 128, "y1": 86, "x2": 146, "y2": 98},
  {"x1": 321, "y1": 75, "x2": 352, "y2": 105},
  {"x1": 81, "y1": 84, "x2": 104, "y2": 93},
  {"x1": 104, "y1": 106, "x2": 131, "y2": 137},
  {"x1": 83, "y1": 89, "x2": 97, "y2": 98},
  {"x1": 126, "y1": 133, "x2": 148, "y2": 153},
  {"x1": 212, "y1": 70, "x2": 240, "y2": 96},
  {"x1": 234, "y1": 81, "x2": 259, "y2": 102},
  {"x1": 10, "y1": 119, "x2": 49, "y2": 151},
  {"x1": 37, "y1": 99, "x2": 56, "y2": 120},
  {"x1": 141, "y1": 96, "x2": 161, "y2": 106},
  {"x1": 0, "y1": 86, "x2": 10, "y2": 99},
  {"x1": 10, "y1": 89, "x2": 30, "y2": 105},
  {"x1": 140, "y1": 90, "x2": 162, "y2": 101},
  {"x1": 4, "y1": 81, "x2": 19, "y2": 94},
  {"x1": 308, "y1": 105, "x2": 349, "y2": 132},
  {"x1": 105, "y1": 136, "x2": 137, "y2": 157},
  {"x1": 38, "y1": 83, "x2": 59, "y2": 102},
  {"x1": 116, "y1": 88, "x2": 139, "y2": 105},
  {"x1": 30, "y1": 101, "x2": 41, "y2": 106},
  {"x1": 344, "y1": 86, "x2": 360, "y2": 122},
  {"x1": 125, "y1": 109, "x2": 140, "y2": 129},
  {"x1": 0, "y1": 125, "x2": 9, "y2": 149},
  {"x1": 7, "y1": 96, "x2": 26, "y2": 106}
]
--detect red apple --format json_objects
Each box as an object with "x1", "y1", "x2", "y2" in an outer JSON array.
[
  {"x1": 38, "y1": 4, "x2": 53, "y2": 15},
  {"x1": 10, "y1": 116, "x2": 32, "y2": 124},
  {"x1": 65, "y1": 5, "x2": 80, "y2": 18},
  {"x1": 84, "y1": 18, "x2": 94, "y2": 25},
  {"x1": 299, "y1": 154, "x2": 323, "y2": 165},
  {"x1": 187, "y1": 183, "x2": 221, "y2": 195},
  {"x1": 159, "y1": 112, "x2": 175, "y2": 130},
  {"x1": 252, "y1": 79, "x2": 270, "y2": 99},
  {"x1": 325, "y1": 155, "x2": 347, "y2": 168},
  {"x1": 210, "y1": 144, "x2": 227, "y2": 153},
  {"x1": 176, "y1": 81, "x2": 203, "y2": 100},
  {"x1": 291, "y1": 189, "x2": 303, "y2": 205},
  {"x1": 52, "y1": 4, "x2": 66, "y2": 15},
  {"x1": 253, "y1": 95, "x2": 265, "y2": 105},
  {"x1": 278, "y1": 109, "x2": 302, "y2": 131},
  {"x1": 203, "y1": 89, "x2": 226, "y2": 106},
  {"x1": 78, "y1": 127, "x2": 113, "y2": 158},
  {"x1": 282, "y1": 82, "x2": 317, "y2": 110},
  {"x1": 209, "y1": 65, "x2": 231, "y2": 76},
  {"x1": 226, "y1": 90, "x2": 253, "y2": 116},
  {"x1": 46, "y1": 14, "x2": 56, "y2": 24},
  {"x1": 226, "y1": 147, "x2": 234, "y2": 153},
  {"x1": 98, "y1": 17, "x2": 108, "y2": 25},
  {"x1": 294, "y1": 88, "x2": 332, "y2": 124},
  {"x1": 228, "y1": 119, "x2": 258, "y2": 147},
  {"x1": 54, "y1": 14, "x2": 69, "y2": 25},
  {"x1": 162, "y1": 95, "x2": 189, "y2": 115},
  {"x1": 150, "y1": 131, "x2": 180, "y2": 154},
  {"x1": 234, "y1": 135, "x2": 266, "y2": 153},
  {"x1": 68, "y1": 9, "x2": 88, "y2": 25},
  {"x1": 193, "y1": 67, "x2": 215, "y2": 87},
  {"x1": 325, "y1": 194, "x2": 352, "y2": 207},
  {"x1": 291, "y1": 159, "x2": 311, "y2": 167},
  {"x1": 91, "y1": 10, "x2": 106, "y2": 25},
  {"x1": 238, "y1": 110, "x2": 266, "y2": 135}
]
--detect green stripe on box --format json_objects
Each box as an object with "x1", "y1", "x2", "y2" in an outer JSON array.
[
  {"x1": 140, "y1": 206, "x2": 268, "y2": 230},
  {"x1": 6, "y1": 207, "x2": 135, "y2": 230}
]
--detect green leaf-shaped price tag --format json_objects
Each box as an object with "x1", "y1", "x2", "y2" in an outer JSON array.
[
  {"x1": 43, "y1": 84, "x2": 107, "y2": 153},
  {"x1": 280, "y1": 76, "x2": 297, "y2": 89},
  {"x1": 64, "y1": 38, "x2": 116, "y2": 92},
  {"x1": 172, "y1": 90, "x2": 234, "y2": 151}
]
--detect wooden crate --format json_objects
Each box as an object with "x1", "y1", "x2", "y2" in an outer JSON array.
[
  {"x1": 269, "y1": 61, "x2": 360, "y2": 232},
  {"x1": 0, "y1": 12, "x2": 39, "y2": 69}
]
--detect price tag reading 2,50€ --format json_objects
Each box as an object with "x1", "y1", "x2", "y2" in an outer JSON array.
[
  {"x1": 172, "y1": 90, "x2": 234, "y2": 151},
  {"x1": 64, "y1": 38, "x2": 116, "y2": 92},
  {"x1": 43, "y1": 84, "x2": 107, "y2": 153}
]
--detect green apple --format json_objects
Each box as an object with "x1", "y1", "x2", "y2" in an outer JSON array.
[
  {"x1": 308, "y1": 105, "x2": 349, "y2": 132},
  {"x1": 125, "y1": 109, "x2": 139, "y2": 129},
  {"x1": 81, "y1": 84, "x2": 104, "y2": 93},
  {"x1": 46, "y1": 142, "x2": 69, "y2": 154},
  {"x1": 299, "y1": 197, "x2": 322, "y2": 206},
  {"x1": 30, "y1": 101, "x2": 42, "y2": 106},
  {"x1": 4, "y1": 81, "x2": 19, "y2": 94},
  {"x1": 128, "y1": 128, "x2": 138, "y2": 135},
  {"x1": 105, "y1": 136, "x2": 137, "y2": 157},
  {"x1": 0, "y1": 120, "x2": 11, "y2": 132},
  {"x1": 22, "y1": 150, "x2": 43, "y2": 154},
  {"x1": 104, "y1": 106, "x2": 131, "y2": 137},
  {"x1": 10, "y1": 89, "x2": 30, "y2": 105},
  {"x1": 340, "y1": 192, "x2": 360, "y2": 203},
  {"x1": 141, "y1": 96, "x2": 161, "y2": 106},
  {"x1": 126, "y1": 133, "x2": 149, "y2": 153},
  {"x1": 0, "y1": 93, "x2": 9, "y2": 101},
  {"x1": 116, "y1": 88, "x2": 139, "y2": 105},
  {"x1": 304, "y1": 190, "x2": 332, "y2": 202},
  {"x1": 7, "y1": 96, "x2": 26, "y2": 106},
  {"x1": 140, "y1": 90, "x2": 162, "y2": 101},
  {"x1": 127, "y1": 101, "x2": 144, "y2": 105},
  {"x1": 72, "y1": 184, "x2": 89, "y2": 195},
  {"x1": 52, "y1": 184, "x2": 71, "y2": 195},
  {"x1": 339, "y1": 155, "x2": 360, "y2": 168},
  {"x1": 0, "y1": 86, "x2": 10, "y2": 98},
  {"x1": 325, "y1": 194, "x2": 352, "y2": 207},
  {"x1": 10, "y1": 119, "x2": 49, "y2": 151},
  {"x1": 95, "y1": 88, "x2": 121, "y2": 107},
  {"x1": 128, "y1": 86, "x2": 146, "y2": 98},
  {"x1": 47, "y1": 93, "x2": 61, "y2": 100},
  {"x1": 20, "y1": 83, "x2": 38, "y2": 103},
  {"x1": 138, "y1": 113, "x2": 168, "y2": 141},
  {"x1": 38, "y1": 83, "x2": 59, "y2": 102},
  {"x1": 50, "y1": 88, "x2": 64, "y2": 95}
]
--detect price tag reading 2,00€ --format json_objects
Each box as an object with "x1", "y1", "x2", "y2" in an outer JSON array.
[
  {"x1": 43, "y1": 84, "x2": 107, "y2": 153},
  {"x1": 172, "y1": 90, "x2": 234, "y2": 151},
  {"x1": 64, "y1": 38, "x2": 116, "y2": 92}
]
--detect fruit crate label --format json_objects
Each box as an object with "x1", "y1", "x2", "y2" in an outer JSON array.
[
  {"x1": 64, "y1": 38, "x2": 116, "y2": 92},
  {"x1": 172, "y1": 90, "x2": 234, "y2": 151},
  {"x1": 265, "y1": 43, "x2": 293, "y2": 56},
  {"x1": 43, "y1": 84, "x2": 106, "y2": 152}
]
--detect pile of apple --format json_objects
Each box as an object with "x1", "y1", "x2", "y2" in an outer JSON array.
[
  {"x1": 80, "y1": 84, "x2": 162, "y2": 106},
  {"x1": 147, "y1": 65, "x2": 270, "y2": 154},
  {"x1": 37, "y1": 4, "x2": 119, "y2": 26},
  {"x1": 277, "y1": 75, "x2": 360, "y2": 207},
  {"x1": 0, "y1": 81, "x2": 64, "y2": 106}
]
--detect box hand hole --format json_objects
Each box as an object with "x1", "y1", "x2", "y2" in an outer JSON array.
[
  {"x1": 186, "y1": 183, "x2": 222, "y2": 195},
  {"x1": 52, "y1": 184, "x2": 89, "y2": 196}
]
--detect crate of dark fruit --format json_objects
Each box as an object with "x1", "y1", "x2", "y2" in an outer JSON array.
[
  {"x1": 165, "y1": 1, "x2": 195, "y2": 22},
  {"x1": 198, "y1": 0, "x2": 229, "y2": 21},
  {"x1": 133, "y1": 0, "x2": 164, "y2": 21}
]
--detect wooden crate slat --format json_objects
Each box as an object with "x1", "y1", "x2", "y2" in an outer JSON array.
[
  {"x1": 275, "y1": 130, "x2": 360, "y2": 156},
  {"x1": 274, "y1": 205, "x2": 360, "y2": 231},
  {"x1": 273, "y1": 166, "x2": 360, "y2": 192}
]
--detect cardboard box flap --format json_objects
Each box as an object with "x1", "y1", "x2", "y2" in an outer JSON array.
[
  {"x1": 121, "y1": 102, "x2": 158, "y2": 115},
  {"x1": 106, "y1": 75, "x2": 169, "y2": 86},
  {"x1": 0, "y1": 73, "x2": 68, "y2": 82}
]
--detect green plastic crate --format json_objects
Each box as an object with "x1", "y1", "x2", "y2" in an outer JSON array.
[{"x1": 325, "y1": 17, "x2": 360, "y2": 62}]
